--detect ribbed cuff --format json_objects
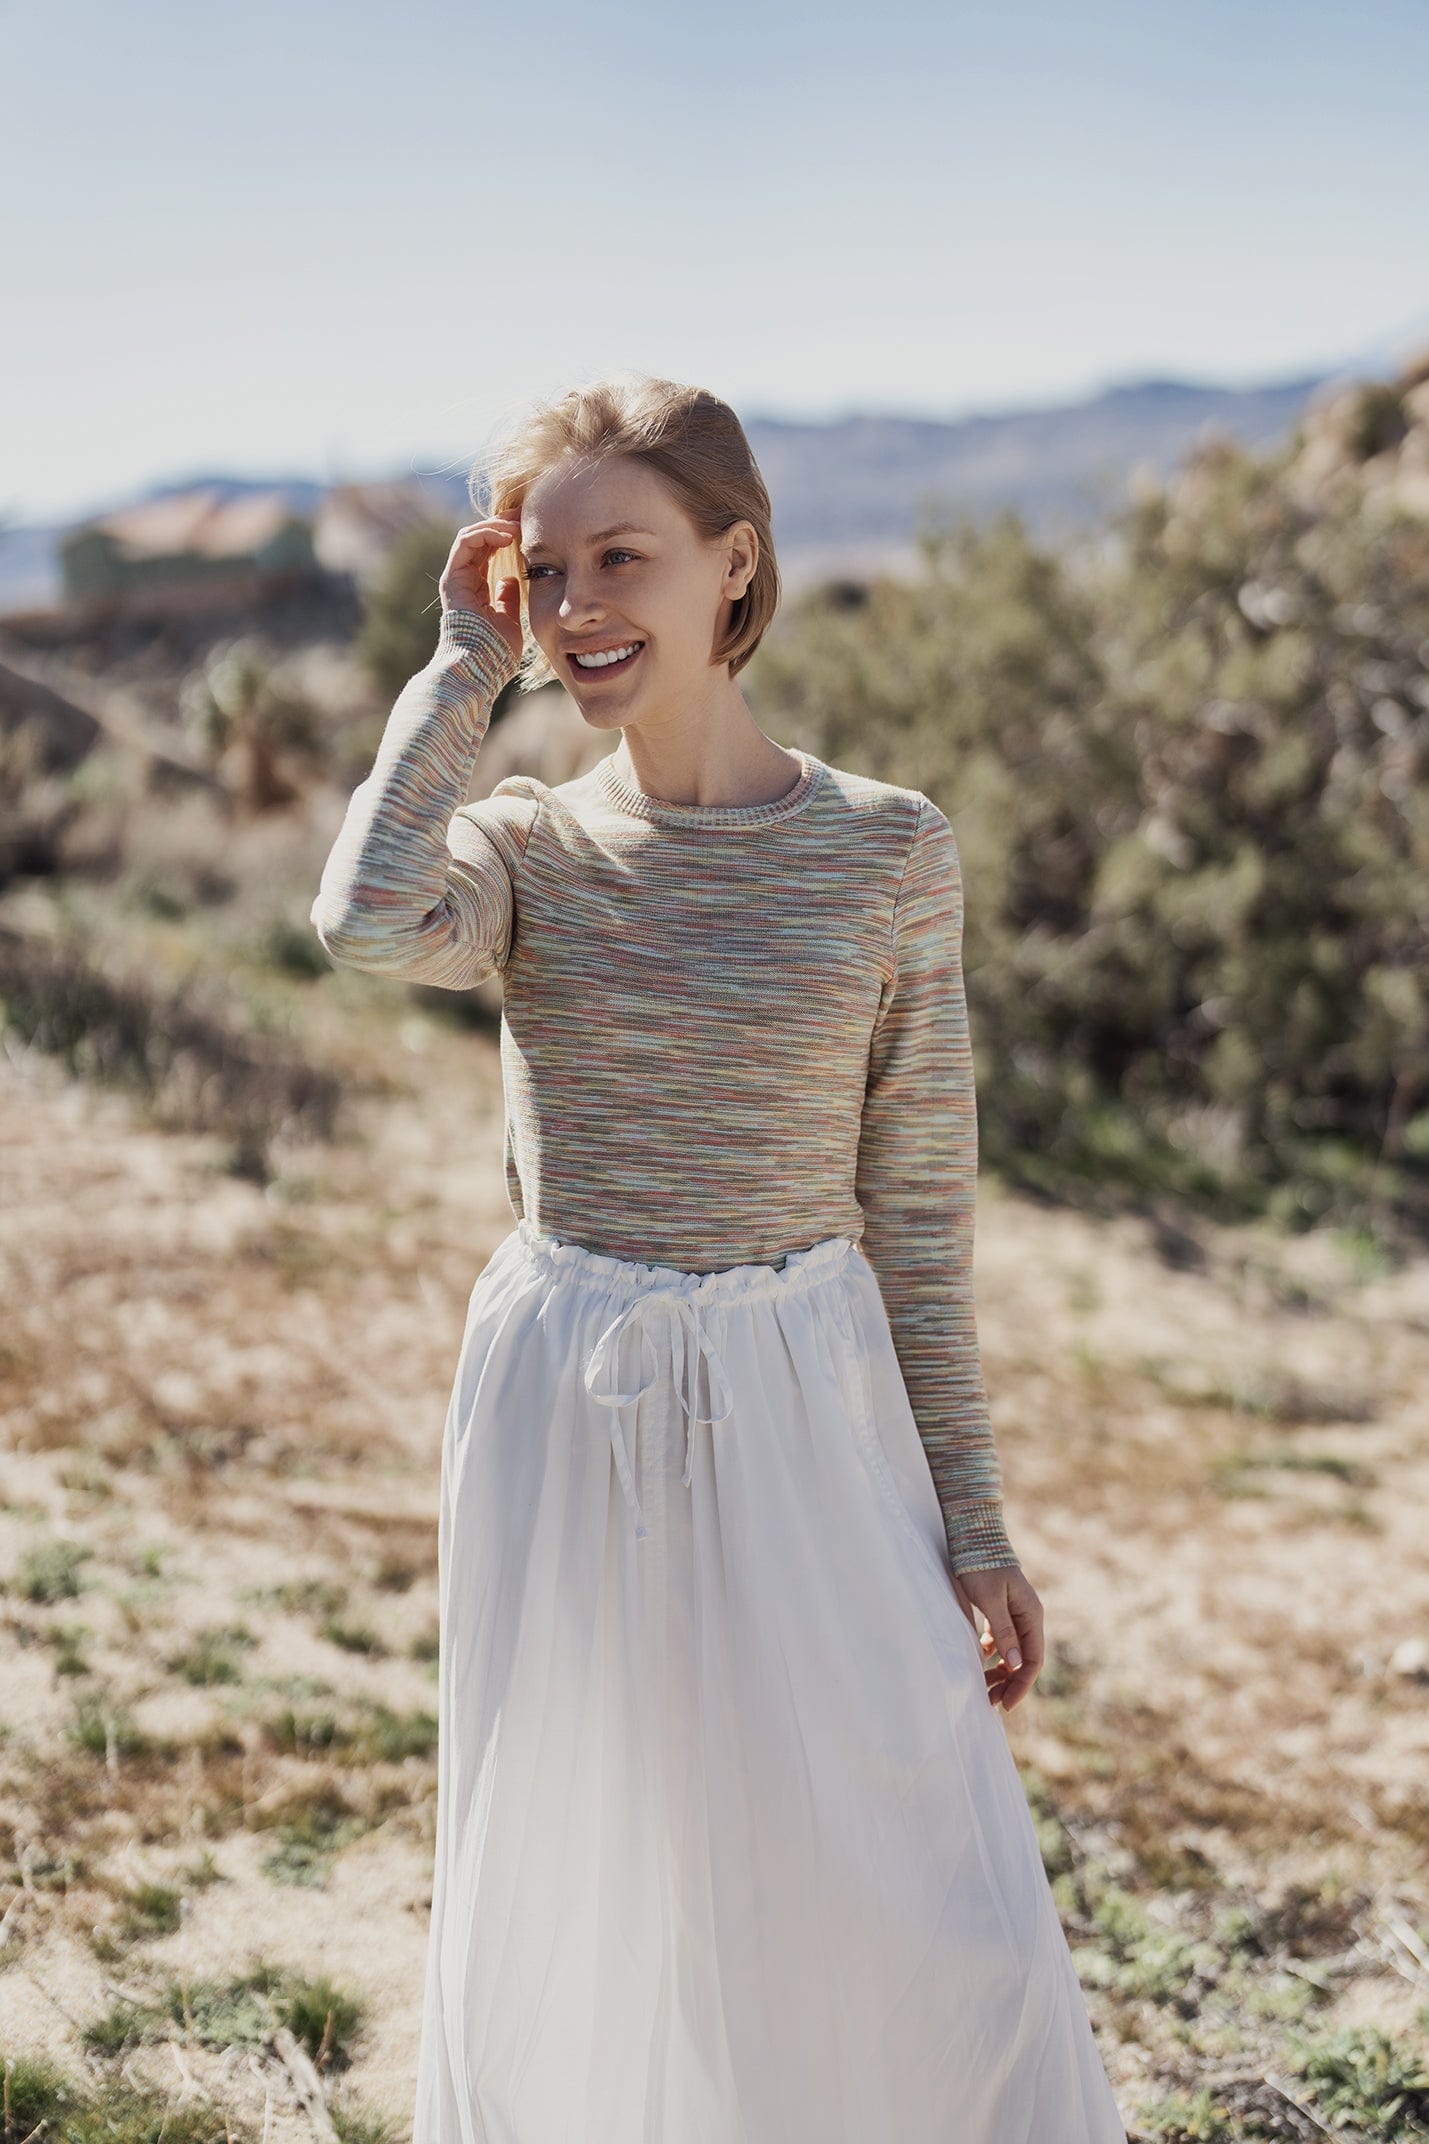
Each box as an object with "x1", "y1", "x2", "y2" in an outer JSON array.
[
  {"x1": 943, "y1": 1500, "x2": 1021, "y2": 1577},
  {"x1": 435, "y1": 607, "x2": 521, "y2": 698}
]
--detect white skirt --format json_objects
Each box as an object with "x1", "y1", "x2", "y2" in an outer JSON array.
[{"x1": 412, "y1": 1218, "x2": 1127, "y2": 2144}]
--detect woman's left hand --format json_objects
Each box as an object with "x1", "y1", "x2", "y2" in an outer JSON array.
[{"x1": 954, "y1": 1565, "x2": 1044, "y2": 1712}]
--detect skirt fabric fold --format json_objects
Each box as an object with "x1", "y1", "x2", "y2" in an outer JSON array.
[{"x1": 413, "y1": 1219, "x2": 1127, "y2": 2144}]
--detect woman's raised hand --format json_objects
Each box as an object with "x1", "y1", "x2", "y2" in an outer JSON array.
[{"x1": 439, "y1": 515, "x2": 525, "y2": 667}]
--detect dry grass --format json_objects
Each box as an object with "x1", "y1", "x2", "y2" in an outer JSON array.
[{"x1": 2, "y1": 996, "x2": 1428, "y2": 2139}]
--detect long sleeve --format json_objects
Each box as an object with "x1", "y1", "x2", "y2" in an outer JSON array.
[
  {"x1": 854, "y1": 797, "x2": 1020, "y2": 1578},
  {"x1": 310, "y1": 608, "x2": 535, "y2": 988}
]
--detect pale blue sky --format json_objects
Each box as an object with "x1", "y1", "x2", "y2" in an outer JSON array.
[{"x1": 4, "y1": 0, "x2": 1426, "y2": 524}]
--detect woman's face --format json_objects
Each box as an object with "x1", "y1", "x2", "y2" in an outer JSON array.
[{"x1": 517, "y1": 454, "x2": 755, "y2": 727}]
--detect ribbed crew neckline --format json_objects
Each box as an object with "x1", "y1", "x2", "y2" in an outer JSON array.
[{"x1": 595, "y1": 745, "x2": 823, "y2": 829}]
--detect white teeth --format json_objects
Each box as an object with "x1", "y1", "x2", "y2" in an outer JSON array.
[{"x1": 573, "y1": 641, "x2": 641, "y2": 668}]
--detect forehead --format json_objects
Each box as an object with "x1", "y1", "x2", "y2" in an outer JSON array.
[{"x1": 520, "y1": 456, "x2": 672, "y2": 547}]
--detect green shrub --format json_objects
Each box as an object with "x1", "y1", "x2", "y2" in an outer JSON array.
[{"x1": 753, "y1": 386, "x2": 1429, "y2": 1235}]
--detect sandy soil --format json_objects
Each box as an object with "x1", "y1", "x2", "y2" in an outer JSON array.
[{"x1": 2, "y1": 1009, "x2": 1427, "y2": 2139}]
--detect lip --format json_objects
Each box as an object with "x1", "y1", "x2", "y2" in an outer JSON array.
[{"x1": 565, "y1": 639, "x2": 645, "y2": 681}]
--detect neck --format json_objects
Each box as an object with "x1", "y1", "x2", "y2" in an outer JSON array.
[{"x1": 612, "y1": 724, "x2": 802, "y2": 812}]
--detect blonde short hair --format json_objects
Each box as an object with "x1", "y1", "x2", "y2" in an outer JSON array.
[{"x1": 470, "y1": 369, "x2": 781, "y2": 692}]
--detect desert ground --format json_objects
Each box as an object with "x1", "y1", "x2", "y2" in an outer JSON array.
[{"x1": 2, "y1": 974, "x2": 1427, "y2": 2141}]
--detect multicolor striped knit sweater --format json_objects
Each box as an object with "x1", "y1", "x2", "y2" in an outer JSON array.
[{"x1": 310, "y1": 606, "x2": 1019, "y2": 1577}]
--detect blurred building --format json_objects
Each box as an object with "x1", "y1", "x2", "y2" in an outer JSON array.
[
  {"x1": 48, "y1": 477, "x2": 458, "y2": 629},
  {"x1": 59, "y1": 488, "x2": 323, "y2": 619}
]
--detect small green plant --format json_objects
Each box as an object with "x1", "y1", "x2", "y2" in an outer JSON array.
[
  {"x1": 68, "y1": 1692, "x2": 152, "y2": 1761},
  {"x1": 157, "y1": 1968, "x2": 280, "y2": 2052},
  {"x1": 261, "y1": 1704, "x2": 353, "y2": 1757},
  {"x1": 84, "y1": 1960, "x2": 367, "y2": 2074},
  {"x1": 1, "y1": 2042, "x2": 252, "y2": 2143},
  {"x1": 128, "y1": 1541, "x2": 176, "y2": 1584},
  {"x1": 329, "y1": 2091, "x2": 404, "y2": 2144},
  {"x1": 169, "y1": 1623, "x2": 257, "y2": 1686},
  {"x1": 45, "y1": 1618, "x2": 92, "y2": 1676},
  {"x1": 114, "y1": 1879, "x2": 183, "y2": 1945},
  {"x1": 255, "y1": 1783, "x2": 369, "y2": 1889},
  {"x1": 321, "y1": 1617, "x2": 388, "y2": 1657},
  {"x1": 1135, "y1": 2086, "x2": 1233, "y2": 2140},
  {"x1": 1289, "y1": 2023, "x2": 1429, "y2": 2138},
  {"x1": 81, "y1": 1999, "x2": 156, "y2": 2056},
  {"x1": 14, "y1": 1537, "x2": 92, "y2": 1601},
  {"x1": 244, "y1": 1575, "x2": 348, "y2": 1618},
  {"x1": 281, "y1": 1973, "x2": 363, "y2": 2072},
  {"x1": 182, "y1": 1847, "x2": 225, "y2": 1889},
  {"x1": 1075, "y1": 1885, "x2": 1219, "y2": 2012},
  {"x1": 0, "y1": 2046, "x2": 88, "y2": 2138},
  {"x1": 353, "y1": 1701, "x2": 438, "y2": 1763}
]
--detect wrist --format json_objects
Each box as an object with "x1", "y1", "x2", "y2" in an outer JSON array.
[
  {"x1": 942, "y1": 1499, "x2": 1020, "y2": 1577},
  {"x1": 436, "y1": 607, "x2": 520, "y2": 696}
]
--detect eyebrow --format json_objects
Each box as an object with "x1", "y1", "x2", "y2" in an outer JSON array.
[{"x1": 520, "y1": 522, "x2": 656, "y2": 558}]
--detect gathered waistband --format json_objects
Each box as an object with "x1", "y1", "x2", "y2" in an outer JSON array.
[
  {"x1": 512, "y1": 1217, "x2": 864, "y2": 1543},
  {"x1": 515, "y1": 1215, "x2": 856, "y2": 1308}
]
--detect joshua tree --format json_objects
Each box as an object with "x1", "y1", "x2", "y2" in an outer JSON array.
[{"x1": 179, "y1": 639, "x2": 320, "y2": 813}]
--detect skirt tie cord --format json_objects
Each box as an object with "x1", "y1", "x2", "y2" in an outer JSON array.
[{"x1": 582, "y1": 1288, "x2": 736, "y2": 1539}]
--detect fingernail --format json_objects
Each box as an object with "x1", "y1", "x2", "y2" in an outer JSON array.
[{"x1": 1007, "y1": 1650, "x2": 1021, "y2": 1669}]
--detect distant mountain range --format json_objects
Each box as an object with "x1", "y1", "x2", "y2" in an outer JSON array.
[
  {"x1": 3, "y1": 340, "x2": 1420, "y2": 617},
  {"x1": 741, "y1": 372, "x2": 1323, "y2": 575}
]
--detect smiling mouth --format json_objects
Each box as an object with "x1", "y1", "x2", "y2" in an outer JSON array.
[{"x1": 567, "y1": 639, "x2": 645, "y2": 679}]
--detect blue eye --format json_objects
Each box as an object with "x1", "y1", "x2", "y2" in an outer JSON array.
[{"x1": 524, "y1": 549, "x2": 638, "y2": 581}]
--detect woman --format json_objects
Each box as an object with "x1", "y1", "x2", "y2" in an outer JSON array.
[{"x1": 311, "y1": 372, "x2": 1127, "y2": 2143}]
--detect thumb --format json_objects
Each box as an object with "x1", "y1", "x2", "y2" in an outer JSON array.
[{"x1": 493, "y1": 576, "x2": 522, "y2": 622}]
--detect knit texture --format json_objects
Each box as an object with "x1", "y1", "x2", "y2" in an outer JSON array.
[{"x1": 311, "y1": 607, "x2": 1019, "y2": 1577}]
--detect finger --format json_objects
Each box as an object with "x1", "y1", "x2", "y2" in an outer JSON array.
[
  {"x1": 985, "y1": 1663, "x2": 1019, "y2": 1709},
  {"x1": 444, "y1": 522, "x2": 523, "y2": 610},
  {"x1": 994, "y1": 1636, "x2": 1041, "y2": 1703},
  {"x1": 986, "y1": 1610, "x2": 1022, "y2": 1676},
  {"x1": 1008, "y1": 1605, "x2": 1044, "y2": 1677},
  {"x1": 994, "y1": 1667, "x2": 1037, "y2": 1712},
  {"x1": 492, "y1": 576, "x2": 522, "y2": 620},
  {"x1": 456, "y1": 516, "x2": 522, "y2": 543}
]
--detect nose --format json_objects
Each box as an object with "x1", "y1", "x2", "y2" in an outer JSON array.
[{"x1": 557, "y1": 579, "x2": 605, "y2": 627}]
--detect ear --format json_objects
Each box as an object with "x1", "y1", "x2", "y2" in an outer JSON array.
[{"x1": 723, "y1": 519, "x2": 758, "y2": 600}]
